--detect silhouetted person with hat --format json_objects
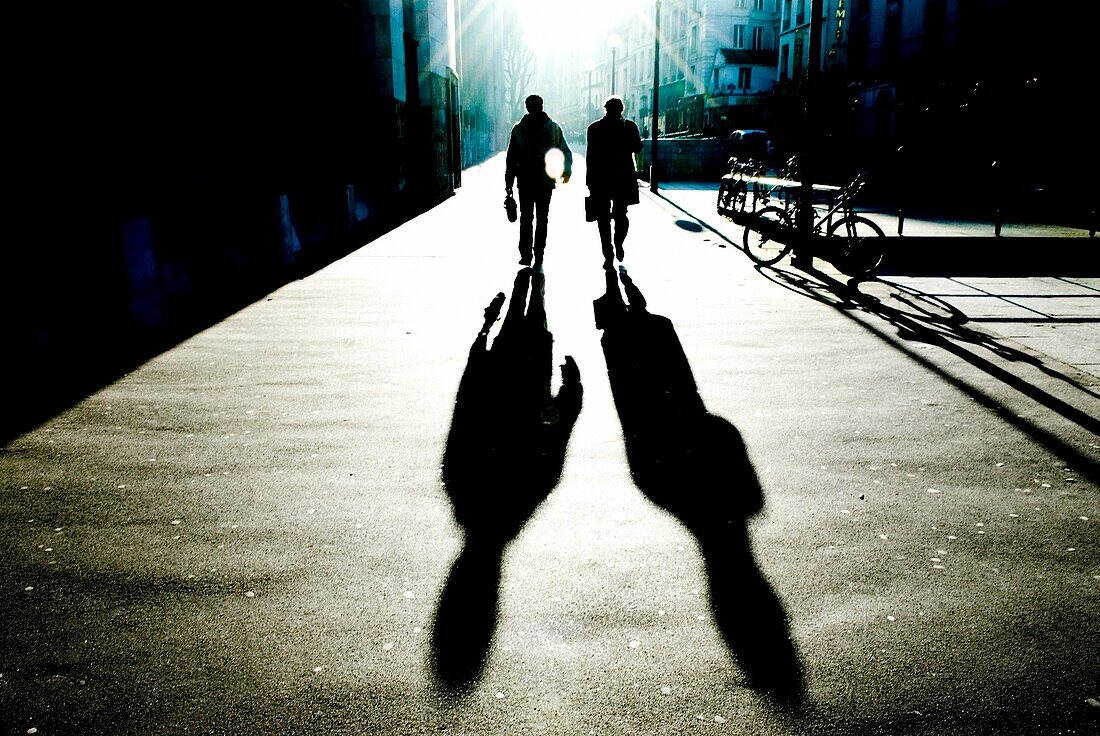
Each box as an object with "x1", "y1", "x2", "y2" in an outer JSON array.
[
  {"x1": 586, "y1": 96, "x2": 642, "y2": 266},
  {"x1": 505, "y1": 94, "x2": 573, "y2": 267}
]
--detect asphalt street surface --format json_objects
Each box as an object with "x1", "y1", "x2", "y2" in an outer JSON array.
[{"x1": 2, "y1": 154, "x2": 1098, "y2": 735}]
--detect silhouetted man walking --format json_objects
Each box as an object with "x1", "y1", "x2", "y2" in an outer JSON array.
[
  {"x1": 505, "y1": 95, "x2": 572, "y2": 267},
  {"x1": 586, "y1": 96, "x2": 642, "y2": 266}
]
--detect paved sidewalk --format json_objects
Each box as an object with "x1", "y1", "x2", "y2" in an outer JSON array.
[
  {"x1": 2, "y1": 156, "x2": 1097, "y2": 736},
  {"x1": 651, "y1": 182, "x2": 1100, "y2": 382},
  {"x1": 659, "y1": 181, "x2": 1096, "y2": 239}
]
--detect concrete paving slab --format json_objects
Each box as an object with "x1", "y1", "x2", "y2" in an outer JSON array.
[
  {"x1": 981, "y1": 323, "x2": 1100, "y2": 374},
  {"x1": 983, "y1": 321, "x2": 1093, "y2": 340},
  {"x1": 878, "y1": 276, "x2": 987, "y2": 296},
  {"x1": 1005, "y1": 296, "x2": 1100, "y2": 319},
  {"x1": 934, "y1": 295, "x2": 1051, "y2": 320},
  {"x1": 1064, "y1": 277, "x2": 1100, "y2": 291},
  {"x1": 954, "y1": 276, "x2": 1100, "y2": 296}
]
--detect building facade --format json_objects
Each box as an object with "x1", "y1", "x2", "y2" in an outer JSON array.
[
  {"x1": 579, "y1": 0, "x2": 784, "y2": 139},
  {"x1": 764, "y1": 0, "x2": 1097, "y2": 209},
  {"x1": 9, "y1": 0, "x2": 463, "y2": 422},
  {"x1": 455, "y1": 0, "x2": 511, "y2": 165}
]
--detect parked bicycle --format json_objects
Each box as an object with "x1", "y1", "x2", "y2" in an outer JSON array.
[
  {"x1": 716, "y1": 156, "x2": 763, "y2": 217},
  {"x1": 717, "y1": 155, "x2": 800, "y2": 219},
  {"x1": 742, "y1": 172, "x2": 886, "y2": 277}
]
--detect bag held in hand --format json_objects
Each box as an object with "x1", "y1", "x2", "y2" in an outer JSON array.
[
  {"x1": 504, "y1": 194, "x2": 518, "y2": 222},
  {"x1": 584, "y1": 195, "x2": 601, "y2": 223}
]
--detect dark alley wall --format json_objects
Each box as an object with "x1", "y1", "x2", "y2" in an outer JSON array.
[{"x1": 6, "y1": 1, "x2": 460, "y2": 439}]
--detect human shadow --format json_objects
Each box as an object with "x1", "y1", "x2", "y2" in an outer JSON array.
[
  {"x1": 594, "y1": 266, "x2": 805, "y2": 704},
  {"x1": 432, "y1": 268, "x2": 582, "y2": 695}
]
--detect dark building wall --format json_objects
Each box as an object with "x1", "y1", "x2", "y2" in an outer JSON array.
[
  {"x1": 456, "y1": 0, "x2": 508, "y2": 167},
  {"x1": 769, "y1": 0, "x2": 1098, "y2": 219},
  {"x1": 5, "y1": 0, "x2": 459, "y2": 437}
]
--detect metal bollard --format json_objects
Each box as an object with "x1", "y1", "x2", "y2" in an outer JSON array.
[
  {"x1": 991, "y1": 160, "x2": 1003, "y2": 237},
  {"x1": 895, "y1": 146, "x2": 906, "y2": 236}
]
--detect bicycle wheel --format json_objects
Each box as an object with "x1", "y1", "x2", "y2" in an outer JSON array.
[
  {"x1": 743, "y1": 205, "x2": 794, "y2": 265},
  {"x1": 730, "y1": 181, "x2": 747, "y2": 213},
  {"x1": 829, "y1": 215, "x2": 886, "y2": 276},
  {"x1": 717, "y1": 182, "x2": 730, "y2": 212},
  {"x1": 717, "y1": 180, "x2": 746, "y2": 216}
]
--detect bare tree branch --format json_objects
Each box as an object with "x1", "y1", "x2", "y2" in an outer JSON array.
[{"x1": 502, "y1": 6, "x2": 535, "y2": 120}]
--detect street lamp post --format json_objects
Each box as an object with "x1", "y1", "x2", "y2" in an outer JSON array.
[
  {"x1": 795, "y1": 0, "x2": 824, "y2": 266},
  {"x1": 650, "y1": 0, "x2": 661, "y2": 193},
  {"x1": 607, "y1": 33, "x2": 623, "y2": 96},
  {"x1": 584, "y1": 62, "x2": 596, "y2": 120}
]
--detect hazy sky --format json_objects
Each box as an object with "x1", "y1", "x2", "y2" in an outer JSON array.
[{"x1": 514, "y1": 0, "x2": 648, "y2": 57}]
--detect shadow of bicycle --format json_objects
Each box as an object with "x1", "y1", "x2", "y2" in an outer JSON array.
[{"x1": 755, "y1": 263, "x2": 1100, "y2": 481}]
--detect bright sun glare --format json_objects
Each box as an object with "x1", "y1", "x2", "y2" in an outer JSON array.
[{"x1": 514, "y1": 0, "x2": 647, "y2": 57}]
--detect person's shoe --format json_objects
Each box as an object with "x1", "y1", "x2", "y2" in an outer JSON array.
[
  {"x1": 518, "y1": 253, "x2": 532, "y2": 266},
  {"x1": 615, "y1": 244, "x2": 625, "y2": 261}
]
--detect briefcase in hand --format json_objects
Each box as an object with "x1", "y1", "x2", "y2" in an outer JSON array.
[{"x1": 584, "y1": 195, "x2": 601, "y2": 223}]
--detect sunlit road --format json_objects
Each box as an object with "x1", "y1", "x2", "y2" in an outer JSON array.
[{"x1": 2, "y1": 154, "x2": 1097, "y2": 735}]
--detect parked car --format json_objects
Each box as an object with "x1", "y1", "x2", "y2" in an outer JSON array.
[{"x1": 727, "y1": 129, "x2": 776, "y2": 162}]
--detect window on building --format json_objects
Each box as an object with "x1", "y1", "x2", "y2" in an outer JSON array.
[
  {"x1": 690, "y1": 25, "x2": 698, "y2": 54},
  {"x1": 753, "y1": 0, "x2": 765, "y2": 10},
  {"x1": 738, "y1": 67, "x2": 752, "y2": 90},
  {"x1": 924, "y1": 0, "x2": 946, "y2": 49},
  {"x1": 752, "y1": 26, "x2": 764, "y2": 50},
  {"x1": 736, "y1": 0, "x2": 746, "y2": 8},
  {"x1": 796, "y1": 0, "x2": 805, "y2": 25},
  {"x1": 884, "y1": 7, "x2": 901, "y2": 70},
  {"x1": 780, "y1": 43, "x2": 789, "y2": 80},
  {"x1": 733, "y1": 24, "x2": 746, "y2": 48},
  {"x1": 782, "y1": 0, "x2": 791, "y2": 30},
  {"x1": 848, "y1": 12, "x2": 868, "y2": 70}
]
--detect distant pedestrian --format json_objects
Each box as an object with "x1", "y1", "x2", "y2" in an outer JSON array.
[
  {"x1": 505, "y1": 95, "x2": 573, "y2": 267},
  {"x1": 586, "y1": 96, "x2": 643, "y2": 266}
]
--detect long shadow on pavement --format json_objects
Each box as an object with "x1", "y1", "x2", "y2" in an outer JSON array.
[
  {"x1": 432, "y1": 268, "x2": 582, "y2": 695},
  {"x1": 758, "y1": 264, "x2": 1100, "y2": 483},
  {"x1": 594, "y1": 265, "x2": 805, "y2": 704}
]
